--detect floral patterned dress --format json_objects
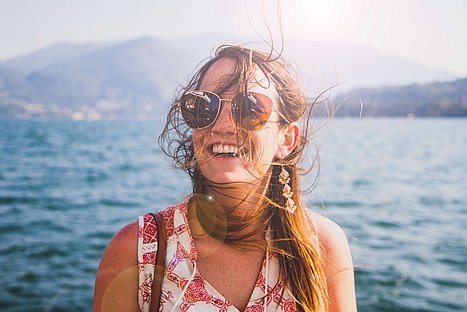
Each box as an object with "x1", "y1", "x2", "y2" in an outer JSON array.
[{"x1": 137, "y1": 198, "x2": 298, "y2": 312}]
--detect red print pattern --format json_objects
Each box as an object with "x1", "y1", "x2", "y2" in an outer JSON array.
[
  {"x1": 137, "y1": 198, "x2": 298, "y2": 312},
  {"x1": 179, "y1": 274, "x2": 212, "y2": 305},
  {"x1": 159, "y1": 289, "x2": 174, "y2": 311},
  {"x1": 139, "y1": 273, "x2": 153, "y2": 304},
  {"x1": 142, "y1": 214, "x2": 158, "y2": 244},
  {"x1": 244, "y1": 304, "x2": 264, "y2": 312}
]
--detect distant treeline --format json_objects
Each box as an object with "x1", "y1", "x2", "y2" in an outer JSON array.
[{"x1": 333, "y1": 78, "x2": 467, "y2": 117}]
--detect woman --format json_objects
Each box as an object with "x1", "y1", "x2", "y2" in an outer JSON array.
[{"x1": 93, "y1": 45, "x2": 356, "y2": 311}]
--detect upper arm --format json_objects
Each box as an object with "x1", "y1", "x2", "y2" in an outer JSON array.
[
  {"x1": 313, "y1": 213, "x2": 357, "y2": 312},
  {"x1": 93, "y1": 221, "x2": 140, "y2": 312}
]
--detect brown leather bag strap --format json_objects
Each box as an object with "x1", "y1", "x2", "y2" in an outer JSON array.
[{"x1": 149, "y1": 212, "x2": 166, "y2": 312}]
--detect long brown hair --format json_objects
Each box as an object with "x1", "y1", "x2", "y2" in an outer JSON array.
[{"x1": 159, "y1": 45, "x2": 330, "y2": 311}]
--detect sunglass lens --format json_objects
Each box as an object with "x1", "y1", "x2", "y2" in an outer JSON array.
[
  {"x1": 232, "y1": 92, "x2": 273, "y2": 130},
  {"x1": 180, "y1": 91, "x2": 220, "y2": 128}
]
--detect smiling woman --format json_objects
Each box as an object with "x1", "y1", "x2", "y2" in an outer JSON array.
[
  {"x1": 93, "y1": 44, "x2": 356, "y2": 312},
  {"x1": 189, "y1": 57, "x2": 289, "y2": 186}
]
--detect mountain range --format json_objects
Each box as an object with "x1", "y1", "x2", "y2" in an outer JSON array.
[{"x1": 0, "y1": 35, "x2": 463, "y2": 120}]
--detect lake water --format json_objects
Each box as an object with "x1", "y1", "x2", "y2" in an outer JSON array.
[{"x1": 0, "y1": 119, "x2": 466, "y2": 311}]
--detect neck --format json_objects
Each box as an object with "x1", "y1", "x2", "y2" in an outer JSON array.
[
  {"x1": 189, "y1": 177, "x2": 271, "y2": 243},
  {"x1": 201, "y1": 170, "x2": 272, "y2": 214}
]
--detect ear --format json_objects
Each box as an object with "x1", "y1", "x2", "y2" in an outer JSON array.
[{"x1": 275, "y1": 122, "x2": 300, "y2": 159}]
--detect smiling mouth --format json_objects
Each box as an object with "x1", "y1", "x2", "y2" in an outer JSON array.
[{"x1": 209, "y1": 143, "x2": 242, "y2": 157}]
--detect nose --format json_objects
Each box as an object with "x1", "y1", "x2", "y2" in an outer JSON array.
[{"x1": 210, "y1": 100, "x2": 236, "y2": 133}]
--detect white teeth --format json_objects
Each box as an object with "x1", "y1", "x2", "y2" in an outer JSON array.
[{"x1": 212, "y1": 144, "x2": 239, "y2": 155}]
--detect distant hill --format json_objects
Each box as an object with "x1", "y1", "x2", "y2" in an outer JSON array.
[
  {"x1": 333, "y1": 78, "x2": 467, "y2": 117},
  {"x1": 1, "y1": 41, "x2": 118, "y2": 73},
  {"x1": 0, "y1": 35, "x2": 462, "y2": 120},
  {"x1": 283, "y1": 40, "x2": 455, "y2": 91},
  {"x1": 0, "y1": 37, "x2": 197, "y2": 120}
]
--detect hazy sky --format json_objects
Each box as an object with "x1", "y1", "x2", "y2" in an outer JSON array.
[{"x1": 1, "y1": 0, "x2": 466, "y2": 76}]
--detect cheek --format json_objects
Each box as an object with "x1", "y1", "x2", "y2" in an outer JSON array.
[
  {"x1": 192, "y1": 130, "x2": 209, "y2": 157},
  {"x1": 250, "y1": 129, "x2": 281, "y2": 162},
  {"x1": 192, "y1": 131, "x2": 202, "y2": 155}
]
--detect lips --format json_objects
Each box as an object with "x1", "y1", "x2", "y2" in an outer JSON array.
[{"x1": 207, "y1": 142, "x2": 245, "y2": 157}]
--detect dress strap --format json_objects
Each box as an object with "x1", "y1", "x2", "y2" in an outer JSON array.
[
  {"x1": 138, "y1": 213, "x2": 159, "y2": 312},
  {"x1": 149, "y1": 212, "x2": 166, "y2": 312}
]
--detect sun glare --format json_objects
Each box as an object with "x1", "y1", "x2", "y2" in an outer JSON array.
[
  {"x1": 286, "y1": 0, "x2": 361, "y2": 41},
  {"x1": 305, "y1": 0, "x2": 338, "y2": 22}
]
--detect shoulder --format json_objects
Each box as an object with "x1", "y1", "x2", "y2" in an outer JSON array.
[
  {"x1": 307, "y1": 211, "x2": 357, "y2": 311},
  {"x1": 103, "y1": 220, "x2": 139, "y2": 264},
  {"x1": 112, "y1": 220, "x2": 140, "y2": 250},
  {"x1": 308, "y1": 212, "x2": 349, "y2": 254},
  {"x1": 93, "y1": 221, "x2": 140, "y2": 312},
  {"x1": 307, "y1": 211, "x2": 353, "y2": 271}
]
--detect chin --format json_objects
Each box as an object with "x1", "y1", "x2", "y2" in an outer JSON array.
[{"x1": 201, "y1": 170, "x2": 258, "y2": 186}]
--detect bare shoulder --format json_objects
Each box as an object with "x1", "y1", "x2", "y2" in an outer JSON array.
[
  {"x1": 93, "y1": 220, "x2": 140, "y2": 312},
  {"x1": 308, "y1": 211, "x2": 357, "y2": 311},
  {"x1": 97, "y1": 220, "x2": 139, "y2": 271},
  {"x1": 308, "y1": 211, "x2": 350, "y2": 255},
  {"x1": 107, "y1": 220, "x2": 139, "y2": 256}
]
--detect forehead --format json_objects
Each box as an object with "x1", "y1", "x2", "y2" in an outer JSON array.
[{"x1": 199, "y1": 57, "x2": 279, "y2": 99}]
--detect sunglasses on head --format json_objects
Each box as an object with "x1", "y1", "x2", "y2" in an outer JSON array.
[{"x1": 180, "y1": 90, "x2": 289, "y2": 131}]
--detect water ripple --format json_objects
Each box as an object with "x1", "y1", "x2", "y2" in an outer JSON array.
[{"x1": 0, "y1": 119, "x2": 466, "y2": 311}]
